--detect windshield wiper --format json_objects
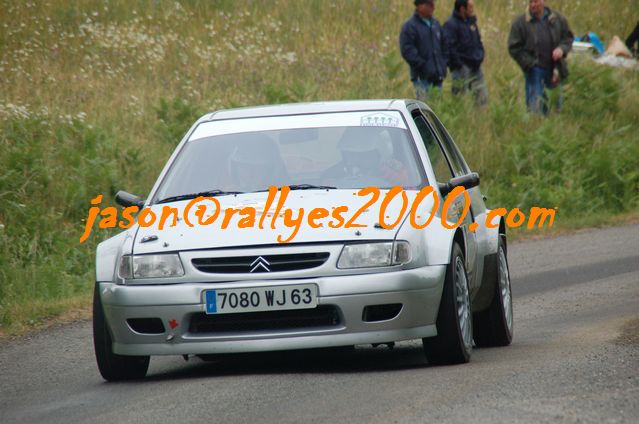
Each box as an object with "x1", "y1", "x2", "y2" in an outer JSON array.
[
  {"x1": 245, "y1": 184, "x2": 337, "y2": 194},
  {"x1": 156, "y1": 189, "x2": 243, "y2": 204},
  {"x1": 287, "y1": 184, "x2": 336, "y2": 191}
]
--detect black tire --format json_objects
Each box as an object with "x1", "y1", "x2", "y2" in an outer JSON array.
[
  {"x1": 423, "y1": 243, "x2": 473, "y2": 365},
  {"x1": 93, "y1": 284, "x2": 150, "y2": 381},
  {"x1": 473, "y1": 235, "x2": 514, "y2": 347}
]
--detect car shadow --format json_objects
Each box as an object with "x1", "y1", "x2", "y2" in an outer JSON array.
[{"x1": 142, "y1": 343, "x2": 431, "y2": 382}]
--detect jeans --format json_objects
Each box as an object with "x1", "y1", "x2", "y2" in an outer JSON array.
[
  {"x1": 525, "y1": 65, "x2": 562, "y2": 114},
  {"x1": 413, "y1": 79, "x2": 442, "y2": 102},
  {"x1": 451, "y1": 64, "x2": 488, "y2": 106}
]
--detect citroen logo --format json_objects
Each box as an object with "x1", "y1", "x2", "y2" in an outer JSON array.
[{"x1": 250, "y1": 256, "x2": 271, "y2": 273}]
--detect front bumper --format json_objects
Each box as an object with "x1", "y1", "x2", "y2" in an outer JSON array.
[{"x1": 100, "y1": 265, "x2": 446, "y2": 356}]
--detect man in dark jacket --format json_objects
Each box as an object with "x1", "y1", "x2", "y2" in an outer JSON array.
[
  {"x1": 508, "y1": 0, "x2": 573, "y2": 114},
  {"x1": 444, "y1": 0, "x2": 487, "y2": 105},
  {"x1": 626, "y1": 21, "x2": 639, "y2": 56},
  {"x1": 400, "y1": 0, "x2": 449, "y2": 101}
]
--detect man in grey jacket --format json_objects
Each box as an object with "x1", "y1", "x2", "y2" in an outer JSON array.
[{"x1": 508, "y1": 0, "x2": 573, "y2": 114}]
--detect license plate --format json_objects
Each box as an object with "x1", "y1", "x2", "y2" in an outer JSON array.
[{"x1": 204, "y1": 284, "x2": 318, "y2": 314}]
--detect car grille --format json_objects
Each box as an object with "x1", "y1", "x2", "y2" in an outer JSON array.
[
  {"x1": 192, "y1": 252, "x2": 330, "y2": 274},
  {"x1": 188, "y1": 306, "x2": 340, "y2": 334}
]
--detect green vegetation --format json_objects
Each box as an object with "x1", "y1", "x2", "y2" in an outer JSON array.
[{"x1": 1, "y1": 0, "x2": 638, "y2": 334}]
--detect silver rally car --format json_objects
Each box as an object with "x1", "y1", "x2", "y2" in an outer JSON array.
[{"x1": 93, "y1": 100, "x2": 513, "y2": 381}]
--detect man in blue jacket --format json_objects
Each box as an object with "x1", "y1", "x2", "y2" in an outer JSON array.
[
  {"x1": 400, "y1": 0, "x2": 449, "y2": 101},
  {"x1": 444, "y1": 0, "x2": 488, "y2": 105}
]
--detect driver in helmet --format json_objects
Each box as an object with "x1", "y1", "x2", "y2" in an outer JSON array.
[
  {"x1": 338, "y1": 131, "x2": 383, "y2": 178},
  {"x1": 227, "y1": 136, "x2": 287, "y2": 192},
  {"x1": 322, "y1": 127, "x2": 409, "y2": 185}
]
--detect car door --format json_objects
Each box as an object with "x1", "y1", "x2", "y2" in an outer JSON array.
[
  {"x1": 412, "y1": 109, "x2": 480, "y2": 290},
  {"x1": 425, "y1": 110, "x2": 485, "y2": 290}
]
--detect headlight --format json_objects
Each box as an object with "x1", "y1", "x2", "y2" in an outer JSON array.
[
  {"x1": 337, "y1": 241, "x2": 411, "y2": 269},
  {"x1": 118, "y1": 254, "x2": 185, "y2": 279}
]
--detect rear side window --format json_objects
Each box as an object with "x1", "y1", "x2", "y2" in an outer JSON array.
[
  {"x1": 413, "y1": 114, "x2": 454, "y2": 182},
  {"x1": 427, "y1": 111, "x2": 470, "y2": 176}
]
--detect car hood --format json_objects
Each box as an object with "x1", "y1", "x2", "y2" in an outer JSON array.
[{"x1": 133, "y1": 190, "x2": 424, "y2": 254}]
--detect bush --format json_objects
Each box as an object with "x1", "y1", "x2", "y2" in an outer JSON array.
[
  {"x1": 0, "y1": 112, "x2": 126, "y2": 330},
  {"x1": 155, "y1": 97, "x2": 204, "y2": 145}
]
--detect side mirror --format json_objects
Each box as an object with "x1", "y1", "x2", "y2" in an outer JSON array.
[
  {"x1": 438, "y1": 172, "x2": 480, "y2": 198},
  {"x1": 115, "y1": 191, "x2": 145, "y2": 208}
]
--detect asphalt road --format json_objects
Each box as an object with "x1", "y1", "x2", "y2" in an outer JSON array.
[{"x1": 1, "y1": 224, "x2": 638, "y2": 423}]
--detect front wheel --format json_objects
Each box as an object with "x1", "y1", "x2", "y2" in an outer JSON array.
[
  {"x1": 423, "y1": 243, "x2": 473, "y2": 365},
  {"x1": 93, "y1": 284, "x2": 150, "y2": 381}
]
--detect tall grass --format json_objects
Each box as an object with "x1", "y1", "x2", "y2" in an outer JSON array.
[{"x1": 1, "y1": 0, "x2": 638, "y2": 334}]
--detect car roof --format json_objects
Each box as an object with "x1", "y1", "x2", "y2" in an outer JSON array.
[{"x1": 204, "y1": 99, "x2": 429, "y2": 121}]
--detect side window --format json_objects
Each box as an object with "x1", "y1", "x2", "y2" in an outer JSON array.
[
  {"x1": 427, "y1": 112, "x2": 470, "y2": 176},
  {"x1": 413, "y1": 114, "x2": 453, "y2": 182},
  {"x1": 425, "y1": 112, "x2": 475, "y2": 222}
]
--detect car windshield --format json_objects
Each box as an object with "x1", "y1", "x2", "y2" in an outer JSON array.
[{"x1": 153, "y1": 111, "x2": 426, "y2": 203}]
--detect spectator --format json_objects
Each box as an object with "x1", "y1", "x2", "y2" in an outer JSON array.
[
  {"x1": 400, "y1": 0, "x2": 449, "y2": 101},
  {"x1": 444, "y1": 0, "x2": 488, "y2": 105},
  {"x1": 626, "y1": 21, "x2": 639, "y2": 56},
  {"x1": 508, "y1": 0, "x2": 573, "y2": 114}
]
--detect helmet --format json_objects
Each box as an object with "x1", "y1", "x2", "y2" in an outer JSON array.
[
  {"x1": 337, "y1": 127, "x2": 388, "y2": 177},
  {"x1": 228, "y1": 136, "x2": 285, "y2": 191}
]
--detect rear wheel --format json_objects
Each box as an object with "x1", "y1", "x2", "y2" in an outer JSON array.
[
  {"x1": 93, "y1": 284, "x2": 150, "y2": 381},
  {"x1": 423, "y1": 243, "x2": 473, "y2": 365},
  {"x1": 473, "y1": 235, "x2": 513, "y2": 347}
]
